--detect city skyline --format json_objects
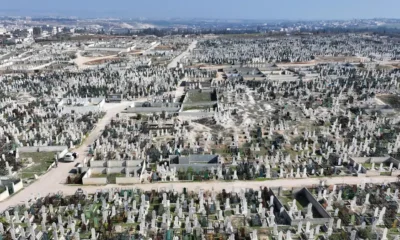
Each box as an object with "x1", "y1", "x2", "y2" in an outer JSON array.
[{"x1": 1, "y1": 0, "x2": 400, "y2": 20}]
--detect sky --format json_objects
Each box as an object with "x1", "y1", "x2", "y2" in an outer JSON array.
[{"x1": 1, "y1": 0, "x2": 399, "y2": 20}]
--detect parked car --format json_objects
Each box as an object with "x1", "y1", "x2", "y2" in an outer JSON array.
[{"x1": 64, "y1": 152, "x2": 75, "y2": 162}]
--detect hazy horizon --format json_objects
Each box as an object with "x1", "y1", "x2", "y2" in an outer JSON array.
[{"x1": 0, "y1": 0, "x2": 399, "y2": 20}]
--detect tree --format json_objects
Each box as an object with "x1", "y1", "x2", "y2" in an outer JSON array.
[
  {"x1": 33, "y1": 27, "x2": 42, "y2": 36},
  {"x1": 329, "y1": 232, "x2": 348, "y2": 240},
  {"x1": 358, "y1": 229, "x2": 372, "y2": 239},
  {"x1": 146, "y1": 147, "x2": 161, "y2": 162}
]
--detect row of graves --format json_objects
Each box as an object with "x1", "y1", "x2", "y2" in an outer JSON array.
[
  {"x1": 146, "y1": 37, "x2": 194, "y2": 65},
  {"x1": 0, "y1": 58, "x2": 186, "y2": 102},
  {"x1": 75, "y1": 107, "x2": 224, "y2": 185},
  {"x1": 71, "y1": 58, "x2": 400, "y2": 185},
  {"x1": 0, "y1": 98, "x2": 104, "y2": 149},
  {"x1": 188, "y1": 34, "x2": 400, "y2": 65},
  {"x1": 0, "y1": 96, "x2": 105, "y2": 179},
  {"x1": 182, "y1": 57, "x2": 400, "y2": 180},
  {"x1": 1, "y1": 182, "x2": 400, "y2": 239},
  {"x1": 0, "y1": 38, "x2": 199, "y2": 184},
  {"x1": 0, "y1": 93, "x2": 105, "y2": 198},
  {"x1": 0, "y1": 43, "x2": 76, "y2": 72},
  {"x1": 0, "y1": 37, "x2": 197, "y2": 197}
]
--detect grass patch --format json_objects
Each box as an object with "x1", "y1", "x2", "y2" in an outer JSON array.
[
  {"x1": 380, "y1": 172, "x2": 391, "y2": 176},
  {"x1": 186, "y1": 90, "x2": 214, "y2": 103},
  {"x1": 182, "y1": 105, "x2": 213, "y2": 111},
  {"x1": 255, "y1": 177, "x2": 267, "y2": 181},
  {"x1": 279, "y1": 196, "x2": 303, "y2": 211},
  {"x1": 90, "y1": 174, "x2": 107, "y2": 178},
  {"x1": 363, "y1": 163, "x2": 373, "y2": 169},
  {"x1": 19, "y1": 152, "x2": 56, "y2": 179},
  {"x1": 107, "y1": 173, "x2": 124, "y2": 184}
]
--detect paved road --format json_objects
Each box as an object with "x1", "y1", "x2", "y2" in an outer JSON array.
[
  {"x1": 167, "y1": 40, "x2": 197, "y2": 69},
  {"x1": 0, "y1": 101, "x2": 136, "y2": 211}
]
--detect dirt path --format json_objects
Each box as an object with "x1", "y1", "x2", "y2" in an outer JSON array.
[
  {"x1": 167, "y1": 40, "x2": 197, "y2": 69},
  {"x1": 0, "y1": 175, "x2": 395, "y2": 211},
  {"x1": 73, "y1": 51, "x2": 118, "y2": 69}
]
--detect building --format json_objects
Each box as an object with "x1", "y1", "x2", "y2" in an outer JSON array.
[
  {"x1": 169, "y1": 154, "x2": 219, "y2": 171},
  {"x1": 106, "y1": 94, "x2": 123, "y2": 103},
  {"x1": 57, "y1": 98, "x2": 105, "y2": 114}
]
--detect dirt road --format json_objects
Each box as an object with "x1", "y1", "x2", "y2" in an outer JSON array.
[
  {"x1": 0, "y1": 175, "x2": 395, "y2": 211},
  {"x1": 167, "y1": 40, "x2": 197, "y2": 69}
]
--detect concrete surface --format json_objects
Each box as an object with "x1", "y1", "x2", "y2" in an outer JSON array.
[{"x1": 167, "y1": 40, "x2": 197, "y2": 69}]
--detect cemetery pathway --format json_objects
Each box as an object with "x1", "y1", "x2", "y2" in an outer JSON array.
[
  {"x1": 0, "y1": 175, "x2": 397, "y2": 211},
  {"x1": 167, "y1": 40, "x2": 197, "y2": 69},
  {"x1": 74, "y1": 51, "x2": 118, "y2": 69},
  {"x1": 142, "y1": 42, "x2": 161, "y2": 55},
  {"x1": 65, "y1": 175, "x2": 397, "y2": 194},
  {"x1": 0, "y1": 100, "x2": 142, "y2": 211}
]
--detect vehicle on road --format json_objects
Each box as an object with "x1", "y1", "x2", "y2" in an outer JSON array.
[{"x1": 64, "y1": 152, "x2": 75, "y2": 162}]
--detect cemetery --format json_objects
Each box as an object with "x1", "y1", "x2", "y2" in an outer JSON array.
[
  {"x1": 0, "y1": 183, "x2": 400, "y2": 239},
  {"x1": 1, "y1": 31, "x2": 400, "y2": 238}
]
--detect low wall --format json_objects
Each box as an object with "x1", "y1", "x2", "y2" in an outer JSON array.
[
  {"x1": 90, "y1": 160, "x2": 142, "y2": 168},
  {"x1": 125, "y1": 107, "x2": 180, "y2": 113},
  {"x1": 291, "y1": 217, "x2": 331, "y2": 226},
  {"x1": 371, "y1": 157, "x2": 392, "y2": 163},
  {"x1": 83, "y1": 157, "x2": 93, "y2": 166},
  {"x1": 13, "y1": 179, "x2": 23, "y2": 193},
  {"x1": 82, "y1": 169, "x2": 107, "y2": 185},
  {"x1": 90, "y1": 168, "x2": 107, "y2": 174},
  {"x1": 108, "y1": 161, "x2": 124, "y2": 168},
  {"x1": 178, "y1": 112, "x2": 214, "y2": 118},
  {"x1": 19, "y1": 146, "x2": 68, "y2": 156},
  {"x1": 389, "y1": 157, "x2": 400, "y2": 168},
  {"x1": 62, "y1": 105, "x2": 102, "y2": 114},
  {"x1": 350, "y1": 157, "x2": 370, "y2": 164},
  {"x1": 366, "y1": 170, "x2": 380, "y2": 177},
  {"x1": 0, "y1": 178, "x2": 23, "y2": 193},
  {"x1": 170, "y1": 163, "x2": 219, "y2": 171},
  {"x1": 133, "y1": 102, "x2": 180, "y2": 108},
  {"x1": 0, "y1": 187, "x2": 10, "y2": 202},
  {"x1": 116, "y1": 177, "x2": 140, "y2": 184},
  {"x1": 126, "y1": 160, "x2": 142, "y2": 167},
  {"x1": 47, "y1": 162, "x2": 56, "y2": 172},
  {"x1": 182, "y1": 101, "x2": 217, "y2": 108},
  {"x1": 107, "y1": 168, "x2": 124, "y2": 174},
  {"x1": 269, "y1": 188, "x2": 292, "y2": 225},
  {"x1": 294, "y1": 188, "x2": 331, "y2": 225},
  {"x1": 91, "y1": 161, "x2": 107, "y2": 167},
  {"x1": 82, "y1": 177, "x2": 107, "y2": 185}
]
